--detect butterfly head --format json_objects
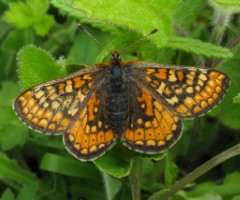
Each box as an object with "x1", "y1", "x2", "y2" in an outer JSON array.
[{"x1": 110, "y1": 51, "x2": 122, "y2": 65}]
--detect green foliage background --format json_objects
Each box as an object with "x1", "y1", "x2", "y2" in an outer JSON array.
[{"x1": 0, "y1": 0, "x2": 240, "y2": 200}]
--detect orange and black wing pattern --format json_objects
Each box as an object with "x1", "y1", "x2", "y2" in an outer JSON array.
[
  {"x1": 13, "y1": 67, "x2": 116, "y2": 161},
  {"x1": 13, "y1": 52, "x2": 230, "y2": 160},
  {"x1": 64, "y1": 92, "x2": 116, "y2": 161},
  {"x1": 121, "y1": 83, "x2": 182, "y2": 153},
  {"x1": 129, "y1": 62, "x2": 230, "y2": 118},
  {"x1": 13, "y1": 67, "x2": 99, "y2": 134}
]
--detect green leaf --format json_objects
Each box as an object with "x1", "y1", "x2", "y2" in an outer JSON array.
[
  {"x1": 0, "y1": 82, "x2": 29, "y2": 150},
  {"x1": 209, "y1": 0, "x2": 240, "y2": 12},
  {"x1": 224, "y1": 172, "x2": 240, "y2": 185},
  {"x1": 28, "y1": 133, "x2": 64, "y2": 149},
  {"x1": 33, "y1": 15, "x2": 55, "y2": 36},
  {"x1": 102, "y1": 172, "x2": 122, "y2": 200},
  {"x1": 39, "y1": 153, "x2": 101, "y2": 180},
  {"x1": 232, "y1": 196, "x2": 240, "y2": 200},
  {"x1": 69, "y1": 180, "x2": 106, "y2": 199},
  {"x1": 56, "y1": 0, "x2": 182, "y2": 47},
  {"x1": 16, "y1": 182, "x2": 38, "y2": 200},
  {"x1": 3, "y1": 0, "x2": 55, "y2": 36},
  {"x1": 187, "y1": 172, "x2": 240, "y2": 198},
  {"x1": 51, "y1": 0, "x2": 86, "y2": 19},
  {"x1": 26, "y1": 0, "x2": 49, "y2": 17},
  {"x1": 174, "y1": 0, "x2": 205, "y2": 30},
  {"x1": 164, "y1": 154, "x2": 179, "y2": 186},
  {"x1": 17, "y1": 45, "x2": 66, "y2": 89},
  {"x1": 0, "y1": 153, "x2": 36, "y2": 185},
  {"x1": 67, "y1": 33, "x2": 101, "y2": 65},
  {"x1": 94, "y1": 146, "x2": 132, "y2": 178},
  {"x1": 136, "y1": 151, "x2": 167, "y2": 161},
  {"x1": 0, "y1": 189, "x2": 15, "y2": 200},
  {"x1": 52, "y1": 0, "x2": 235, "y2": 59},
  {"x1": 233, "y1": 93, "x2": 240, "y2": 103},
  {"x1": 3, "y1": 1, "x2": 34, "y2": 28},
  {"x1": 176, "y1": 190, "x2": 222, "y2": 200},
  {"x1": 0, "y1": 21, "x2": 13, "y2": 40},
  {"x1": 1, "y1": 29, "x2": 33, "y2": 52},
  {"x1": 0, "y1": 81, "x2": 20, "y2": 107},
  {"x1": 0, "y1": 107, "x2": 29, "y2": 150},
  {"x1": 142, "y1": 159, "x2": 154, "y2": 175},
  {"x1": 167, "y1": 36, "x2": 233, "y2": 58}
]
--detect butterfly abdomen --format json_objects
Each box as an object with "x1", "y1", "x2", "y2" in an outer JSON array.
[
  {"x1": 106, "y1": 65, "x2": 129, "y2": 135},
  {"x1": 107, "y1": 89, "x2": 128, "y2": 135}
]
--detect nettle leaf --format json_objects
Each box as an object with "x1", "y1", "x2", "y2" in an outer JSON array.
[
  {"x1": 67, "y1": 33, "x2": 101, "y2": 65},
  {"x1": 52, "y1": 0, "x2": 234, "y2": 59},
  {"x1": 174, "y1": 0, "x2": 204, "y2": 30},
  {"x1": 53, "y1": 0, "x2": 182, "y2": 47},
  {"x1": 3, "y1": 0, "x2": 55, "y2": 36},
  {"x1": 167, "y1": 36, "x2": 233, "y2": 59},
  {"x1": 209, "y1": 0, "x2": 240, "y2": 12},
  {"x1": 17, "y1": 45, "x2": 66, "y2": 89},
  {"x1": 50, "y1": 0, "x2": 86, "y2": 20}
]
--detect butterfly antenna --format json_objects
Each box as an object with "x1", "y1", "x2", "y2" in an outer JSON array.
[
  {"x1": 77, "y1": 23, "x2": 111, "y2": 52},
  {"x1": 123, "y1": 28, "x2": 158, "y2": 50}
]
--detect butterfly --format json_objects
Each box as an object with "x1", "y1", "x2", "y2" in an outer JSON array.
[{"x1": 13, "y1": 51, "x2": 230, "y2": 161}]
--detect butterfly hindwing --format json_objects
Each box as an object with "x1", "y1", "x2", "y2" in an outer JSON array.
[
  {"x1": 121, "y1": 83, "x2": 182, "y2": 153},
  {"x1": 64, "y1": 93, "x2": 116, "y2": 161}
]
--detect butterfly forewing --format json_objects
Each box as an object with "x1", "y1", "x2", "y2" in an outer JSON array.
[
  {"x1": 129, "y1": 62, "x2": 230, "y2": 118},
  {"x1": 13, "y1": 67, "x2": 102, "y2": 134}
]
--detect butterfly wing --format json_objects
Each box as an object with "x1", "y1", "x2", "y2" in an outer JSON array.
[
  {"x1": 121, "y1": 61, "x2": 229, "y2": 153},
  {"x1": 128, "y1": 62, "x2": 230, "y2": 118},
  {"x1": 13, "y1": 67, "x2": 101, "y2": 133},
  {"x1": 14, "y1": 66, "x2": 116, "y2": 161},
  {"x1": 121, "y1": 82, "x2": 182, "y2": 153},
  {"x1": 64, "y1": 92, "x2": 116, "y2": 161}
]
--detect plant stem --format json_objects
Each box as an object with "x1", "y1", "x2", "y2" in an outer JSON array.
[
  {"x1": 184, "y1": 118, "x2": 202, "y2": 168},
  {"x1": 212, "y1": 11, "x2": 230, "y2": 45},
  {"x1": 149, "y1": 144, "x2": 240, "y2": 200},
  {"x1": 129, "y1": 158, "x2": 143, "y2": 200},
  {"x1": 207, "y1": 8, "x2": 232, "y2": 68}
]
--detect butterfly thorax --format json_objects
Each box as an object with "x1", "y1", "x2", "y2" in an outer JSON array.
[{"x1": 105, "y1": 52, "x2": 129, "y2": 135}]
